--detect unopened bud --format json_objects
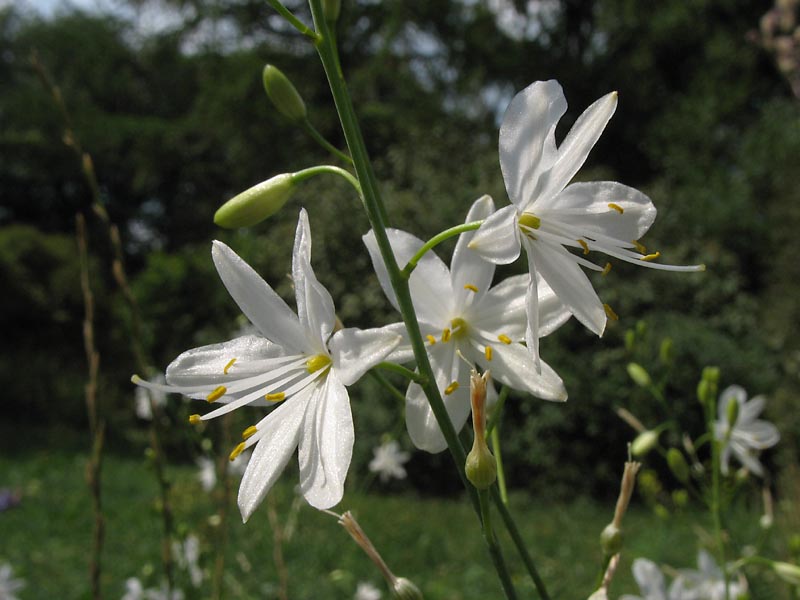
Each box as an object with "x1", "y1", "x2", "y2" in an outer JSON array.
[
  {"x1": 600, "y1": 523, "x2": 622, "y2": 556},
  {"x1": 631, "y1": 430, "x2": 659, "y2": 457},
  {"x1": 659, "y1": 338, "x2": 673, "y2": 365},
  {"x1": 262, "y1": 65, "x2": 307, "y2": 122},
  {"x1": 214, "y1": 173, "x2": 295, "y2": 228},
  {"x1": 635, "y1": 320, "x2": 647, "y2": 337},
  {"x1": 773, "y1": 561, "x2": 800, "y2": 586},
  {"x1": 627, "y1": 363, "x2": 651, "y2": 388},
  {"x1": 726, "y1": 395, "x2": 740, "y2": 428},
  {"x1": 322, "y1": 0, "x2": 341, "y2": 22},
  {"x1": 465, "y1": 370, "x2": 496, "y2": 490},
  {"x1": 666, "y1": 448, "x2": 690, "y2": 484},
  {"x1": 392, "y1": 577, "x2": 423, "y2": 600},
  {"x1": 624, "y1": 329, "x2": 635, "y2": 351},
  {"x1": 696, "y1": 366, "x2": 720, "y2": 406}
]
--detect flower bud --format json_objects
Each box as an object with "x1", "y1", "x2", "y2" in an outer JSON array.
[
  {"x1": 465, "y1": 370, "x2": 496, "y2": 490},
  {"x1": 392, "y1": 577, "x2": 423, "y2": 600},
  {"x1": 624, "y1": 329, "x2": 636, "y2": 352},
  {"x1": 696, "y1": 366, "x2": 720, "y2": 406},
  {"x1": 672, "y1": 489, "x2": 689, "y2": 507},
  {"x1": 262, "y1": 65, "x2": 307, "y2": 123},
  {"x1": 667, "y1": 448, "x2": 690, "y2": 484},
  {"x1": 600, "y1": 523, "x2": 622, "y2": 556},
  {"x1": 214, "y1": 173, "x2": 295, "y2": 228},
  {"x1": 627, "y1": 362, "x2": 651, "y2": 388},
  {"x1": 631, "y1": 430, "x2": 659, "y2": 457},
  {"x1": 726, "y1": 395, "x2": 740, "y2": 428},
  {"x1": 773, "y1": 561, "x2": 800, "y2": 586},
  {"x1": 659, "y1": 338, "x2": 673, "y2": 365}
]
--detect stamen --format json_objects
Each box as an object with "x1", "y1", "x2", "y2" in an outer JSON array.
[
  {"x1": 229, "y1": 442, "x2": 246, "y2": 461},
  {"x1": 519, "y1": 213, "x2": 541, "y2": 230},
  {"x1": 484, "y1": 346, "x2": 493, "y2": 361},
  {"x1": 426, "y1": 334, "x2": 437, "y2": 345},
  {"x1": 577, "y1": 239, "x2": 590, "y2": 255},
  {"x1": 641, "y1": 252, "x2": 661, "y2": 262},
  {"x1": 223, "y1": 358, "x2": 237, "y2": 374},
  {"x1": 497, "y1": 334, "x2": 512, "y2": 345},
  {"x1": 441, "y1": 328, "x2": 451, "y2": 343},
  {"x1": 603, "y1": 303, "x2": 619, "y2": 321},
  {"x1": 608, "y1": 203, "x2": 624, "y2": 214},
  {"x1": 306, "y1": 354, "x2": 332, "y2": 374},
  {"x1": 188, "y1": 414, "x2": 202, "y2": 425},
  {"x1": 602, "y1": 262, "x2": 612, "y2": 276},
  {"x1": 463, "y1": 284, "x2": 479, "y2": 293},
  {"x1": 444, "y1": 381, "x2": 459, "y2": 395},
  {"x1": 242, "y1": 425, "x2": 258, "y2": 440},
  {"x1": 450, "y1": 318, "x2": 467, "y2": 333},
  {"x1": 206, "y1": 386, "x2": 226, "y2": 403},
  {"x1": 632, "y1": 240, "x2": 647, "y2": 254},
  {"x1": 265, "y1": 392, "x2": 286, "y2": 402}
]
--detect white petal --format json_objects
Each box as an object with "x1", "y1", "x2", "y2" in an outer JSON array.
[
  {"x1": 499, "y1": 80, "x2": 566, "y2": 210},
  {"x1": 533, "y1": 239, "x2": 606, "y2": 336},
  {"x1": 536, "y1": 275, "x2": 573, "y2": 337},
  {"x1": 524, "y1": 249, "x2": 541, "y2": 369},
  {"x1": 734, "y1": 421, "x2": 780, "y2": 449},
  {"x1": 631, "y1": 558, "x2": 666, "y2": 598},
  {"x1": 298, "y1": 375, "x2": 354, "y2": 509},
  {"x1": 730, "y1": 440, "x2": 765, "y2": 476},
  {"x1": 363, "y1": 228, "x2": 454, "y2": 326},
  {"x1": 212, "y1": 241, "x2": 304, "y2": 353},
  {"x1": 542, "y1": 182, "x2": 656, "y2": 241},
  {"x1": 468, "y1": 204, "x2": 522, "y2": 265},
  {"x1": 474, "y1": 342, "x2": 567, "y2": 401},
  {"x1": 292, "y1": 209, "x2": 336, "y2": 353},
  {"x1": 738, "y1": 394, "x2": 766, "y2": 424},
  {"x1": 451, "y1": 195, "x2": 496, "y2": 308},
  {"x1": 329, "y1": 326, "x2": 402, "y2": 386},
  {"x1": 718, "y1": 385, "x2": 747, "y2": 420},
  {"x1": 237, "y1": 387, "x2": 311, "y2": 521},
  {"x1": 538, "y1": 91, "x2": 617, "y2": 202}
]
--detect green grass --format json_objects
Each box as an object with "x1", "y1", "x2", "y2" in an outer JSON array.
[{"x1": 0, "y1": 449, "x2": 790, "y2": 599}]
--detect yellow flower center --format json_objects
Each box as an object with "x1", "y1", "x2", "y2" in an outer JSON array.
[
  {"x1": 306, "y1": 354, "x2": 332, "y2": 374},
  {"x1": 518, "y1": 212, "x2": 541, "y2": 230}
]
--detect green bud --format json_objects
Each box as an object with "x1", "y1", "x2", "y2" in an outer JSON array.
[
  {"x1": 696, "y1": 366, "x2": 720, "y2": 406},
  {"x1": 789, "y1": 534, "x2": 800, "y2": 554},
  {"x1": 392, "y1": 577, "x2": 423, "y2": 600},
  {"x1": 600, "y1": 523, "x2": 622, "y2": 556},
  {"x1": 659, "y1": 338, "x2": 673, "y2": 365},
  {"x1": 214, "y1": 174, "x2": 295, "y2": 228},
  {"x1": 666, "y1": 448, "x2": 690, "y2": 483},
  {"x1": 726, "y1": 396, "x2": 740, "y2": 428},
  {"x1": 627, "y1": 362, "x2": 651, "y2": 388},
  {"x1": 654, "y1": 504, "x2": 669, "y2": 519},
  {"x1": 262, "y1": 65, "x2": 307, "y2": 122},
  {"x1": 624, "y1": 329, "x2": 636, "y2": 352},
  {"x1": 635, "y1": 320, "x2": 647, "y2": 337},
  {"x1": 465, "y1": 444, "x2": 497, "y2": 490},
  {"x1": 631, "y1": 430, "x2": 659, "y2": 457},
  {"x1": 671, "y1": 489, "x2": 689, "y2": 507},
  {"x1": 773, "y1": 561, "x2": 800, "y2": 586},
  {"x1": 322, "y1": 0, "x2": 341, "y2": 22}
]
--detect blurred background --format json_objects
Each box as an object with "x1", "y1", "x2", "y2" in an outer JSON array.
[{"x1": 1, "y1": 0, "x2": 799, "y2": 597}]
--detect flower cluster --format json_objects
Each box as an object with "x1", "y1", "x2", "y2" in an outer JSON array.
[{"x1": 134, "y1": 80, "x2": 701, "y2": 520}]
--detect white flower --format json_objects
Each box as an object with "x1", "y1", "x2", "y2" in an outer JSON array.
[
  {"x1": 122, "y1": 577, "x2": 145, "y2": 600},
  {"x1": 365, "y1": 195, "x2": 569, "y2": 452},
  {"x1": 134, "y1": 209, "x2": 400, "y2": 518},
  {"x1": 0, "y1": 563, "x2": 25, "y2": 600},
  {"x1": 135, "y1": 374, "x2": 166, "y2": 420},
  {"x1": 354, "y1": 581, "x2": 382, "y2": 600},
  {"x1": 196, "y1": 457, "x2": 217, "y2": 492},
  {"x1": 469, "y1": 80, "x2": 703, "y2": 366},
  {"x1": 172, "y1": 535, "x2": 203, "y2": 588},
  {"x1": 714, "y1": 385, "x2": 780, "y2": 477},
  {"x1": 671, "y1": 550, "x2": 747, "y2": 600},
  {"x1": 620, "y1": 558, "x2": 673, "y2": 600},
  {"x1": 368, "y1": 440, "x2": 411, "y2": 482}
]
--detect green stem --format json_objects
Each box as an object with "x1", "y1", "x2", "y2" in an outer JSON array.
[
  {"x1": 367, "y1": 370, "x2": 407, "y2": 406},
  {"x1": 486, "y1": 385, "x2": 510, "y2": 438},
  {"x1": 292, "y1": 164, "x2": 360, "y2": 193},
  {"x1": 401, "y1": 221, "x2": 483, "y2": 278},
  {"x1": 491, "y1": 427, "x2": 508, "y2": 505},
  {"x1": 375, "y1": 361, "x2": 426, "y2": 384},
  {"x1": 302, "y1": 120, "x2": 353, "y2": 164},
  {"x1": 264, "y1": 0, "x2": 318, "y2": 39},
  {"x1": 479, "y1": 489, "x2": 518, "y2": 599},
  {"x1": 706, "y1": 396, "x2": 730, "y2": 600}
]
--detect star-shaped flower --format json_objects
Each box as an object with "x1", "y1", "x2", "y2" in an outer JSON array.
[
  {"x1": 620, "y1": 558, "x2": 673, "y2": 600},
  {"x1": 368, "y1": 440, "x2": 411, "y2": 482},
  {"x1": 469, "y1": 80, "x2": 703, "y2": 366},
  {"x1": 671, "y1": 550, "x2": 747, "y2": 600},
  {"x1": 134, "y1": 210, "x2": 400, "y2": 518},
  {"x1": 364, "y1": 195, "x2": 569, "y2": 453},
  {"x1": 714, "y1": 385, "x2": 780, "y2": 477}
]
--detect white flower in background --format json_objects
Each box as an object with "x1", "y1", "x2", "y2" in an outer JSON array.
[
  {"x1": 196, "y1": 457, "x2": 217, "y2": 492},
  {"x1": 0, "y1": 563, "x2": 25, "y2": 600},
  {"x1": 122, "y1": 577, "x2": 145, "y2": 600},
  {"x1": 134, "y1": 210, "x2": 400, "y2": 518},
  {"x1": 714, "y1": 385, "x2": 780, "y2": 477},
  {"x1": 354, "y1": 581, "x2": 382, "y2": 600},
  {"x1": 671, "y1": 550, "x2": 747, "y2": 600},
  {"x1": 620, "y1": 558, "x2": 673, "y2": 600},
  {"x1": 172, "y1": 535, "x2": 203, "y2": 588},
  {"x1": 365, "y1": 195, "x2": 569, "y2": 452},
  {"x1": 469, "y1": 80, "x2": 703, "y2": 366},
  {"x1": 369, "y1": 440, "x2": 411, "y2": 482},
  {"x1": 228, "y1": 448, "x2": 251, "y2": 478},
  {"x1": 135, "y1": 374, "x2": 166, "y2": 420}
]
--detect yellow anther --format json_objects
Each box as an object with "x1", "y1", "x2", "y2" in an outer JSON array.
[
  {"x1": 229, "y1": 442, "x2": 246, "y2": 462},
  {"x1": 608, "y1": 203, "x2": 624, "y2": 214},
  {"x1": 306, "y1": 354, "x2": 332, "y2": 373},
  {"x1": 242, "y1": 425, "x2": 258, "y2": 440},
  {"x1": 632, "y1": 240, "x2": 647, "y2": 254},
  {"x1": 223, "y1": 358, "x2": 237, "y2": 374},
  {"x1": 189, "y1": 414, "x2": 202, "y2": 425},
  {"x1": 497, "y1": 334, "x2": 512, "y2": 345},
  {"x1": 518, "y1": 212, "x2": 541, "y2": 230},
  {"x1": 444, "y1": 381, "x2": 460, "y2": 395},
  {"x1": 265, "y1": 392, "x2": 286, "y2": 402},
  {"x1": 484, "y1": 345, "x2": 493, "y2": 361},
  {"x1": 603, "y1": 303, "x2": 619, "y2": 321},
  {"x1": 641, "y1": 251, "x2": 661, "y2": 262},
  {"x1": 425, "y1": 334, "x2": 437, "y2": 345},
  {"x1": 463, "y1": 284, "x2": 479, "y2": 293},
  {"x1": 206, "y1": 386, "x2": 227, "y2": 402},
  {"x1": 441, "y1": 328, "x2": 452, "y2": 343},
  {"x1": 602, "y1": 262, "x2": 612, "y2": 277},
  {"x1": 577, "y1": 239, "x2": 590, "y2": 255}
]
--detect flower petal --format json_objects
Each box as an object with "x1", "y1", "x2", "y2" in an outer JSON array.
[
  {"x1": 499, "y1": 80, "x2": 566, "y2": 210},
  {"x1": 468, "y1": 204, "x2": 522, "y2": 265},
  {"x1": 298, "y1": 375, "x2": 354, "y2": 509},
  {"x1": 212, "y1": 241, "x2": 304, "y2": 353},
  {"x1": 739, "y1": 394, "x2": 766, "y2": 424},
  {"x1": 473, "y1": 342, "x2": 567, "y2": 402},
  {"x1": 734, "y1": 421, "x2": 780, "y2": 449},
  {"x1": 330, "y1": 326, "x2": 402, "y2": 386},
  {"x1": 631, "y1": 558, "x2": 666, "y2": 598},
  {"x1": 718, "y1": 385, "x2": 747, "y2": 420},
  {"x1": 451, "y1": 195, "x2": 496, "y2": 308},
  {"x1": 237, "y1": 387, "x2": 312, "y2": 521},
  {"x1": 292, "y1": 209, "x2": 336, "y2": 353}
]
